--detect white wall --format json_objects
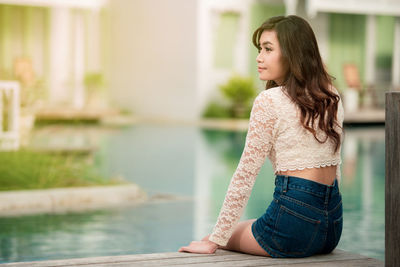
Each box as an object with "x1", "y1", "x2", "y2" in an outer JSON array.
[
  {"x1": 196, "y1": 0, "x2": 252, "y2": 118},
  {"x1": 107, "y1": 0, "x2": 198, "y2": 120},
  {"x1": 296, "y1": 0, "x2": 329, "y2": 62}
]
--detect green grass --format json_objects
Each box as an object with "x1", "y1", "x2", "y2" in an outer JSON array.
[{"x1": 0, "y1": 150, "x2": 120, "y2": 191}]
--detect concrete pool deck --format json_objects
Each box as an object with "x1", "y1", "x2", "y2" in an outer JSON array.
[
  {"x1": 35, "y1": 107, "x2": 385, "y2": 130},
  {"x1": 198, "y1": 108, "x2": 385, "y2": 129},
  {"x1": 112, "y1": 108, "x2": 385, "y2": 130},
  {"x1": 0, "y1": 184, "x2": 147, "y2": 217},
  {"x1": 1, "y1": 249, "x2": 383, "y2": 266}
]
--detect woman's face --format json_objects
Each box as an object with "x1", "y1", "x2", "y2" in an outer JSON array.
[{"x1": 256, "y1": 30, "x2": 286, "y2": 84}]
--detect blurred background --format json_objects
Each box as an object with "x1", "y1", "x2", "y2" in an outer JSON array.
[
  {"x1": 0, "y1": 0, "x2": 398, "y2": 121},
  {"x1": 0, "y1": 0, "x2": 397, "y2": 264}
]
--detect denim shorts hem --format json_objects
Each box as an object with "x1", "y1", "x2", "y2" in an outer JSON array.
[{"x1": 251, "y1": 221, "x2": 281, "y2": 258}]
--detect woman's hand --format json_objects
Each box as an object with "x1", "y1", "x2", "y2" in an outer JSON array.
[{"x1": 178, "y1": 240, "x2": 218, "y2": 254}]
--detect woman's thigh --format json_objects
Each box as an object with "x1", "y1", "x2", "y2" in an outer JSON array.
[{"x1": 222, "y1": 219, "x2": 270, "y2": 257}]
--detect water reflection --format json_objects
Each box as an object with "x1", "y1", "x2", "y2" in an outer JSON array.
[
  {"x1": 338, "y1": 127, "x2": 385, "y2": 260},
  {"x1": 0, "y1": 201, "x2": 193, "y2": 263}
]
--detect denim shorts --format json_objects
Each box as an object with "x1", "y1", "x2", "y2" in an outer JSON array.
[{"x1": 252, "y1": 175, "x2": 343, "y2": 258}]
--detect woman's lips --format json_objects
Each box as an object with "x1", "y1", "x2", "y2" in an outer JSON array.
[{"x1": 258, "y1": 67, "x2": 266, "y2": 72}]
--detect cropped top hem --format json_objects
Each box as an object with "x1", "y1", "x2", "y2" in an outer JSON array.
[{"x1": 274, "y1": 159, "x2": 342, "y2": 173}]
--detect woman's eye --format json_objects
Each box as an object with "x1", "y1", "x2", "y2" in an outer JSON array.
[{"x1": 265, "y1": 47, "x2": 272, "y2": 52}]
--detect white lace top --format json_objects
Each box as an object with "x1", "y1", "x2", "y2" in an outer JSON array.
[{"x1": 208, "y1": 86, "x2": 344, "y2": 246}]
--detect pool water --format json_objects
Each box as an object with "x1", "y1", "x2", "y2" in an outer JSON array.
[{"x1": 0, "y1": 124, "x2": 385, "y2": 263}]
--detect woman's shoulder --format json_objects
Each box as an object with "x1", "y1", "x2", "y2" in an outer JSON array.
[
  {"x1": 255, "y1": 86, "x2": 287, "y2": 107},
  {"x1": 252, "y1": 87, "x2": 286, "y2": 119},
  {"x1": 257, "y1": 86, "x2": 283, "y2": 99}
]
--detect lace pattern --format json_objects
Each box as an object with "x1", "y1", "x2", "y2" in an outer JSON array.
[
  {"x1": 208, "y1": 86, "x2": 344, "y2": 246},
  {"x1": 208, "y1": 91, "x2": 276, "y2": 246}
]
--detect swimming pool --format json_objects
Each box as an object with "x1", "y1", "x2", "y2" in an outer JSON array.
[{"x1": 0, "y1": 124, "x2": 385, "y2": 263}]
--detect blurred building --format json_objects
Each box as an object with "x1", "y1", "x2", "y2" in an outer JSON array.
[
  {"x1": 0, "y1": 0, "x2": 106, "y2": 110},
  {"x1": 196, "y1": 0, "x2": 400, "y2": 114},
  {"x1": 0, "y1": 0, "x2": 399, "y2": 120}
]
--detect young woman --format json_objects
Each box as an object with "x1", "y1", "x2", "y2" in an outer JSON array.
[{"x1": 179, "y1": 15, "x2": 344, "y2": 258}]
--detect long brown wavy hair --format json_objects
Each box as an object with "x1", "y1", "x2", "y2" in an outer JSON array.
[{"x1": 252, "y1": 15, "x2": 342, "y2": 152}]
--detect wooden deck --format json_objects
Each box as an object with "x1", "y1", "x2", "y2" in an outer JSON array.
[{"x1": 2, "y1": 249, "x2": 383, "y2": 266}]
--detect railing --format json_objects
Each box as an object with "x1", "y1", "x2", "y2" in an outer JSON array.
[
  {"x1": 0, "y1": 81, "x2": 20, "y2": 150},
  {"x1": 385, "y1": 91, "x2": 400, "y2": 267}
]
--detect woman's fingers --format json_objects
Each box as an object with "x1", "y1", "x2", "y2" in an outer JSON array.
[
  {"x1": 178, "y1": 240, "x2": 218, "y2": 254},
  {"x1": 178, "y1": 242, "x2": 198, "y2": 252},
  {"x1": 178, "y1": 246, "x2": 187, "y2": 252}
]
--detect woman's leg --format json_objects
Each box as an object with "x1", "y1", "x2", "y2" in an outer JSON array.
[{"x1": 203, "y1": 219, "x2": 270, "y2": 256}]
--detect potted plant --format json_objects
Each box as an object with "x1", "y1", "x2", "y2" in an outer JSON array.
[
  {"x1": 12, "y1": 58, "x2": 46, "y2": 146},
  {"x1": 84, "y1": 72, "x2": 106, "y2": 109},
  {"x1": 219, "y1": 75, "x2": 257, "y2": 118}
]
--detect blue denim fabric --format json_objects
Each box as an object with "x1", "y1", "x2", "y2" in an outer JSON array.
[{"x1": 252, "y1": 175, "x2": 343, "y2": 258}]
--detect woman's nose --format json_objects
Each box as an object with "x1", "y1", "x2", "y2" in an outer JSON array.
[{"x1": 256, "y1": 54, "x2": 262, "y2": 63}]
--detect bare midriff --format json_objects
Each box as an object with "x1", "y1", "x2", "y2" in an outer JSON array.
[{"x1": 277, "y1": 165, "x2": 337, "y2": 186}]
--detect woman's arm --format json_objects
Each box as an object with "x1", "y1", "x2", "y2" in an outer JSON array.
[
  {"x1": 208, "y1": 92, "x2": 276, "y2": 246},
  {"x1": 179, "y1": 92, "x2": 276, "y2": 253}
]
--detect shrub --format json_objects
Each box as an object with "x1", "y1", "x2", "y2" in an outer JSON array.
[
  {"x1": 203, "y1": 75, "x2": 257, "y2": 119},
  {"x1": 0, "y1": 150, "x2": 118, "y2": 191},
  {"x1": 202, "y1": 101, "x2": 231, "y2": 118}
]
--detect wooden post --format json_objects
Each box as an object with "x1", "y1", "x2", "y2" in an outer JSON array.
[{"x1": 386, "y1": 92, "x2": 400, "y2": 267}]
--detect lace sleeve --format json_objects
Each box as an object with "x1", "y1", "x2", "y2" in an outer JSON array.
[{"x1": 208, "y1": 92, "x2": 277, "y2": 246}]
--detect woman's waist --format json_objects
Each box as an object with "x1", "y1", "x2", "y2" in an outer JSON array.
[
  {"x1": 274, "y1": 174, "x2": 340, "y2": 199},
  {"x1": 277, "y1": 166, "x2": 337, "y2": 185}
]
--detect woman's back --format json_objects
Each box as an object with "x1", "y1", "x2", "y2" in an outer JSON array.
[{"x1": 262, "y1": 86, "x2": 344, "y2": 185}]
